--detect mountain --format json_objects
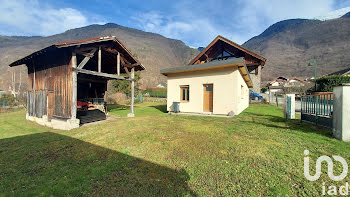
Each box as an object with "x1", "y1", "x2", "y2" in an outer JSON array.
[
  {"x1": 342, "y1": 11, "x2": 350, "y2": 18},
  {"x1": 243, "y1": 17, "x2": 350, "y2": 82},
  {"x1": 0, "y1": 23, "x2": 199, "y2": 90}
]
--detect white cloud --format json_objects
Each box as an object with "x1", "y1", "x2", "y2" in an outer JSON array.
[
  {"x1": 0, "y1": 0, "x2": 102, "y2": 36},
  {"x1": 132, "y1": 11, "x2": 243, "y2": 47},
  {"x1": 236, "y1": 0, "x2": 334, "y2": 36},
  {"x1": 132, "y1": 0, "x2": 338, "y2": 47}
]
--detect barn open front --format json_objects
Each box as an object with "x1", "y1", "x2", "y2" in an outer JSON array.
[{"x1": 9, "y1": 36, "x2": 144, "y2": 130}]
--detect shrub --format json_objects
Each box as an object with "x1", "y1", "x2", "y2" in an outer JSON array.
[
  {"x1": 110, "y1": 71, "x2": 141, "y2": 95},
  {"x1": 261, "y1": 87, "x2": 268, "y2": 93},
  {"x1": 0, "y1": 94, "x2": 16, "y2": 106},
  {"x1": 315, "y1": 75, "x2": 350, "y2": 92},
  {"x1": 143, "y1": 88, "x2": 167, "y2": 98}
]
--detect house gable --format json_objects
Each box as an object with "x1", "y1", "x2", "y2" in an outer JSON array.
[{"x1": 189, "y1": 35, "x2": 266, "y2": 67}]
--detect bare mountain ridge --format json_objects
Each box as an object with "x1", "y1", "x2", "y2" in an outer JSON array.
[
  {"x1": 243, "y1": 15, "x2": 350, "y2": 82},
  {"x1": 0, "y1": 23, "x2": 199, "y2": 90}
]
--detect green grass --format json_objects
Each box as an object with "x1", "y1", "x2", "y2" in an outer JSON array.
[{"x1": 0, "y1": 102, "x2": 349, "y2": 196}]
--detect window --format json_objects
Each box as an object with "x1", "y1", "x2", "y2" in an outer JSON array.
[{"x1": 180, "y1": 85, "x2": 189, "y2": 102}]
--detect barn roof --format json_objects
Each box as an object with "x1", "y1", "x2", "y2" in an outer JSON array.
[
  {"x1": 161, "y1": 58, "x2": 253, "y2": 88},
  {"x1": 9, "y1": 36, "x2": 145, "y2": 71},
  {"x1": 189, "y1": 35, "x2": 266, "y2": 67}
]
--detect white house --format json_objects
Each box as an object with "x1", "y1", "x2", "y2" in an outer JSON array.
[{"x1": 160, "y1": 36, "x2": 266, "y2": 116}]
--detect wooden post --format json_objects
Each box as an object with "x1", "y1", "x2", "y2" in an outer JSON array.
[
  {"x1": 128, "y1": 67, "x2": 135, "y2": 117},
  {"x1": 13, "y1": 70, "x2": 16, "y2": 95},
  {"x1": 72, "y1": 52, "x2": 77, "y2": 119},
  {"x1": 98, "y1": 46, "x2": 101, "y2": 73},
  {"x1": 117, "y1": 52, "x2": 120, "y2": 76},
  {"x1": 33, "y1": 63, "x2": 36, "y2": 117},
  {"x1": 19, "y1": 69, "x2": 22, "y2": 93}
]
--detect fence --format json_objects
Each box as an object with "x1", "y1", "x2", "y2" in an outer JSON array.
[{"x1": 301, "y1": 93, "x2": 333, "y2": 128}]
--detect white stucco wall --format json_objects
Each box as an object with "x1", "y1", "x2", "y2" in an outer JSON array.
[
  {"x1": 333, "y1": 84, "x2": 350, "y2": 141},
  {"x1": 166, "y1": 67, "x2": 249, "y2": 115}
]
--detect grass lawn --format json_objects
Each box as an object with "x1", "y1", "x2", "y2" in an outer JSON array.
[{"x1": 0, "y1": 102, "x2": 349, "y2": 196}]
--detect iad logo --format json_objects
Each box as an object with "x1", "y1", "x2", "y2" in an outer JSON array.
[
  {"x1": 304, "y1": 150, "x2": 349, "y2": 196},
  {"x1": 304, "y1": 150, "x2": 348, "y2": 181}
]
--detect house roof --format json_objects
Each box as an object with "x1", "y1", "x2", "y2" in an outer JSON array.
[
  {"x1": 9, "y1": 36, "x2": 145, "y2": 71},
  {"x1": 189, "y1": 35, "x2": 266, "y2": 66},
  {"x1": 327, "y1": 67, "x2": 350, "y2": 76},
  {"x1": 288, "y1": 77, "x2": 304, "y2": 82},
  {"x1": 161, "y1": 58, "x2": 253, "y2": 88}
]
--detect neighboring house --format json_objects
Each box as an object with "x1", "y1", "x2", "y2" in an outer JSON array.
[
  {"x1": 268, "y1": 86, "x2": 284, "y2": 93},
  {"x1": 161, "y1": 57, "x2": 254, "y2": 116},
  {"x1": 327, "y1": 67, "x2": 350, "y2": 76},
  {"x1": 267, "y1": 77, "x2": 306, "y2": 93},
  {"x1": 284, "y1": 78, "x2": 305, "y2": 88},
  {"x1": 9, "y1": 36, "x2": 144, "y2": 130},
  {"x1": 187, "y1": 36, "x2": 266, "y2": 93},
  {"x1": 267, "y1": 77, "x2": 288, "y2": 93},
  {"x1": 156, "y1": 83, "x2": 167, "y2": 88}
]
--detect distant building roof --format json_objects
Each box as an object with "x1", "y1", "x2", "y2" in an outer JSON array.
[
  {"x1": 327, "y1": 67, "x2": 350, "y2": 76},
  {"x1": 157, "y1": 83, "x2": 167, "y2": 87},
  {"x1": 277, "y1": 76, "x2": 288, "y2": 81}
]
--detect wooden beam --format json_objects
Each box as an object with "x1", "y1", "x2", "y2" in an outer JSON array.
[
  {"x1": 117, "y1": 52, "x2": 120, "y2": 76},
  {"x1": 124, "y1": 67, "x2": 130, "y2": 77},
  {"x1": 119, "y1": 54, "x2": 132, "y2": 65},
  {"x1": 130, "y1": 67, "x2": 135, "y2": 116},
  {"x1": 78, "y1": 77, "x2": 107, "y2": 84},
  {"x1": 77, "y1": 48, "x2": 97, "y2": 69},
  {"x1": 74, "y1": 68, "x2": 128, "y2": 80},
  {"x1": 76, "y1": 51, "x2": 95, "y2": 57},
  {"x1": 98, "y1": 46, "x2": 101, "y2": 72},
  {"x1": 75, "y1": 47, "x2": 98, "y2": 54},
  {"x1": 101, "y1": 47, "x2": 119, "y2": 55},
  {"x1": 32, "y1": 61, "x2": 36, "y2": 116},
  {"x1": 71, "y1": 52, "x2": 78, "y2": 119}
]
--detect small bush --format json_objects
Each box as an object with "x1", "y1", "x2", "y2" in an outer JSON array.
[
  {"x1": 261, "y1": 87, "x2": 268, "y2": 93},
  {"x1": 0, "y1": 94, "x2": 16, "y2": 107}
]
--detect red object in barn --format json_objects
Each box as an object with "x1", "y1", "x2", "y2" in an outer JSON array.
[{"x1": 77, "y1": 101, "x2": 89, "y2": 111}]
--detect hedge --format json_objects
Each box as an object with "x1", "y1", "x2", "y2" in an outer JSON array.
[
  {"x1": 315, "y1": 75, "x2": 350, "y2": 92},
  {"x1": 143, "y1": 88, "x2": 167, "y2": 98}
]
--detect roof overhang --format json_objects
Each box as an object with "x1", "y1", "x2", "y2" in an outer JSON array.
[
  {"x1": 161, "y1": 58, "x2": 253, "y2": 88},
  {"x1": 9, "y1": 36, "x2": 145, "y2": 71}
]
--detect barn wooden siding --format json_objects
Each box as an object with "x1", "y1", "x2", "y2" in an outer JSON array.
[
  {"x1": 27, "y1": 51, "x2": 73, "y2": 120},
  {"x1": 27, "y1": 90, "x2": 47, "y2": 118}
]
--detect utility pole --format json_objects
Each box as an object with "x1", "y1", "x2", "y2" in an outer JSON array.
[{"x1": 308, "y1": 59, "x2": 317, "y2": 92}]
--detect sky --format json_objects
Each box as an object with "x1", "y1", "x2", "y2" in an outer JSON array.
[{"x1": 0, "y1": 0, "x2": 350, "y2": 47}]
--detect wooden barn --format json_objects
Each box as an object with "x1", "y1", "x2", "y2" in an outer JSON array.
[{"x1": 9, "y1": 36, "x2": 144, "y2": 130}]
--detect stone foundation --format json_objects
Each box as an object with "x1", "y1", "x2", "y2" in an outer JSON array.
[{"x1": 26, "y1": 113, "x2": 80, "y2": 130}]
